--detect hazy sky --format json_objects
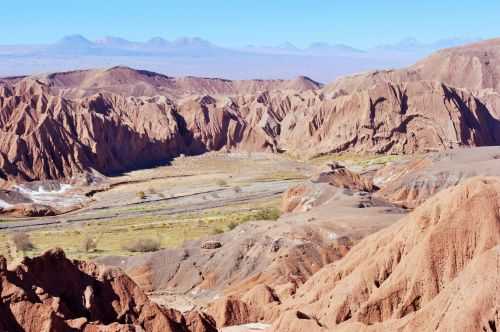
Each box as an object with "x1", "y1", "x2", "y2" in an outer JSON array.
[{"x1": 3, "y1": 1, "x2": 500, "y2": 47}]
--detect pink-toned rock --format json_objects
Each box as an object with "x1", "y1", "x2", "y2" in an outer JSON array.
[
  {"x1": 269, "y1": 177, "x2": 500, "y2": 331},
  {"x1": 2, "y1": 40, "x2": 500, "y2": 183},
  {"x1": 0, "y1": 248, "x2": 216, "y2": 332}
]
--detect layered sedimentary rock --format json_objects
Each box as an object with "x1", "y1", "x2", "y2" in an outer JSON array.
[
  {"x1": 0, "y1": 80, "x2": 186, "y2": 182},
  {"x1": 282, "y1": 81, "x2": 500, "y2": 154},
  {"x1": 269, "y1": 177, "x2": 500, "y2": 331},
  {"x1": 2, "y1": 78, "x2": 499, "y2": 183},
  {"x1": 0, "y1": 248, "x2": 217, "y2": 332},
  {"x1": 324, "y1": 38, "x2": 500, "y2": 96},
  {"x1": 373, "y1": 146, "x2": 500, "y2": 208},
  {"x1": 30, "y1": 66, "x2": 322, "y2": 99},
  {"x1": 1, "y1": 39, "x2": 500, "y2": 183},
  {"x1": 100, "y1": 171, "x2": 405, "y2": 328},
  {"x1": 282, "y1": 162, "x2": 376, "y2": 213}
]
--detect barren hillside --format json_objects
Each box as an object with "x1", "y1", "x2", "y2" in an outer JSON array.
[{"x1": 2, "y1": 39, "x2": 500, "y2": 183}]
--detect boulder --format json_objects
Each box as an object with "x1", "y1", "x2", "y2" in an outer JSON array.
[{"x1": 201, "y1": 241, "x2": 223, "y2": 250}]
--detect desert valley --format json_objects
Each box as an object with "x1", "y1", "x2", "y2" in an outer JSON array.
[{"x1": 0, "y1": 31, "x2": 499, "y2": 332}]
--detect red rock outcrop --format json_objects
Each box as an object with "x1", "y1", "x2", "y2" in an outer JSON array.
[
  {"x1": 100, "y1": 178, "x2": 405, "y2": 328},
  {"x1": 324, "y1": 38, "x2": 500, "y2": 97},
  {"x1": 374, "y1": 146, "x2": 500, "y2": 208},
  {"x1": 0, "y1": 248, "x2": 217, "y2": 332},
  {"x1": 275, "y1": 80, "x2": 500, "y2": 156},
  {"x1": 413, "y1": 38, "x2": 500, "y2": 93},
  {"x1": 2, "y1": 40, "x2": 500, "y2": 183},
  {"x1": 207, "y1": 284, "x2": 281, "y2": 327},
  {"x1": 282, "y1": 163, "x2": 375, "y2": 213},
  {"x1": 36, "y1": 66, "x2": 322, "y2": 99},
  {"x1": 312, "y1": 162, "x2": 376, "y2": 192},
  {"x1": 0, "y1": 80, "x2": 187, "y2": 182},
  {"x1": 269, "y1": 177, "x2": 500, "y2": 331}
]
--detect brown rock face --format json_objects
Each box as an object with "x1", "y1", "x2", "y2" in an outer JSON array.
[
  {"x1": 0, "y1": 248, "x2": 216, "y2": 332},
  {"x1": 38, "y1": 66, "x2": 322, "y2": 99},
  {"x1": 270, "y1": 177, "x2": 500, "y2": 332},
  {"x1": 412, "y1": 38, "x2": 500, "y2": 93},
  {"x1": 207, "y1": 284, "x2": 281, "y2": 327},
  {"x1": 313, "y1": 162, "x2": 376, "y2": 192},
  {"x1": 100, "y1": 178, "x2": 404, "y2": 328},
  {"x1": 9, "y1": 203, "x2": 58, "y2": 217},
  {"x1": 99, "y1": 218, "x2": 347, "y2": 299},
  {"x1": 2, "y1": 39, "x2": 500, "y2": 183},
  {"x1": 374, "y1": 146, "x2": 500, "y2": 208},
  {"x1": 324, "y1": 38, "x2": 500, "y2": 96},
  {"x1": 277, "y1": 81, "x2": 500, "y2": 155},
  {"x1": 3, "y1": 78, "x2": 499, "y2": 183},
  {"x1": 282, "y1": 164, "x2": 377, "y2": 214},
  {"x1": 0, "y1": 81, "x2": 186, "y2": 182}
]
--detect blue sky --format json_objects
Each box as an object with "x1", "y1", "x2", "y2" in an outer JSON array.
[{"x1": 3, "y1": 1, "x2": 500, "y2": 47}]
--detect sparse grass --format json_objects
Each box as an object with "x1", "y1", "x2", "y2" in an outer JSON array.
[
  {"x1": 123, "y1": 238, "x2": 161, "y2": 252},
  {"x1": 215, "y1": 179, "x2": 228, "y2": 187},
  {"x1": 11, "y1": 232, "x2": 34, "y2": 252},
  {"x1": 0, "y1": 153, "x2": 306, "y2": 261},
  {"x1": 227, "y1": 221, "x2": 238, "y2": 230},
  {"x1": 82, "y1": 236, "x2": 97, "y2": 253},
  {"x1": 211, "y1": 227, "x2": 224, "y2": 235},
  {"x1": 254, "y1": 171, "x2": 308, "y2": 182},
  {"x1": 0, "y1": 198, "x2": 282, "y2": 260},
  {"x1": 0, "y1": 234, "x2": 9, "y2": 258},
  {"x1": 309, "y1": 152, "x2": 405, "y2": 168},
  {"x1": 82, "y1": 233, "x2": 103, "y2": 253},
  {"x1": 243, "y1": 207, "x2": 281, "y2": 221}
]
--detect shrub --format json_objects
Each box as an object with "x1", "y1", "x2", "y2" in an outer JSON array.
[
  {"x1": 212, "y1": 227, "x2": 224, "y2": 235},
  {"x1": 240, "y1": 207, "x2": 281, "y2": 223},
  {"x1": 82, "y1": 233, "x2": 103, "y2": 253},
  {"x1": 227, "y1": 221, "x2": 238, "y2": 230},
  {"x1": 258, "y1": 208, "x2": 281, "y2": 220},
  {"x1": 123, "y1": 238, "x2": 161, "y2": 252},
  {"x1": 82, "y1": 236, "x2": 97, "y2": 253},
  {"x1": 215, "y1": 179, "x2": 228, "y2": 187},
  {"x1": 232, "y1": 186, "x2": 242, "y2": 193},
  {"x1": 11, "y1": 232, "x2": 34, "y2": 252},
  {"x1": 137, "y1": 191, "x2": 146, "y2": 200},
  {"x1": 255, "y1": 207, "x2": 281, "y2": 221}
]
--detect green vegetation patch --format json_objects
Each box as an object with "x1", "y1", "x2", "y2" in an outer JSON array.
[{"x1": 0, "y1": 200, "x2": 282, "y2": 261}]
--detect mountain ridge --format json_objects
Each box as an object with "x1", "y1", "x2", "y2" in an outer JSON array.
[
  {"x1": 0, "y1": 35, "x2": 483, "y2": 82},
  {"x1": 1, "y1": 39, "x2": 500, "y2": 183}
]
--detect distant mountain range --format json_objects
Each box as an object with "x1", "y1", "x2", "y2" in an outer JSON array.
[
  {"x1": 0, "y1": 35, "x2": 480, "y2": 82},
  {"x1": 373, "y1": 37, "x2": 480, "y2": 53}
]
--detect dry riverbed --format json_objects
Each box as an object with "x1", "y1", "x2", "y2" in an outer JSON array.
[
  {"x1": 0, "y1": 152, "x2": 314, "y2": 260},
  {"x1": 0, "y1": 151, "x2": 404, "y2": 262}
]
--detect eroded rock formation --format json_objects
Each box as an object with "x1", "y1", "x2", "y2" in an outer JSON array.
[
  {"x1": 269, "y1": 177, "x2": 500, "y2": 331},
  {"x1": 100, "y1": 171, "x2": 405, "y2": 328},
  {"x1": 0, "y1": 248, "x2": 216, "y2": 332},
  {"x1": 373, "y1": 146, "x2": 500, "y2": 208},
  {"x1": 2, "y1": 39, "x2": 500, "y2": 183}
]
